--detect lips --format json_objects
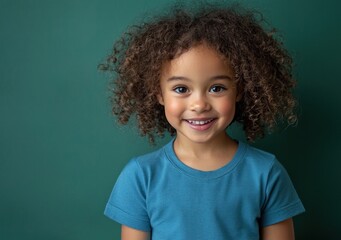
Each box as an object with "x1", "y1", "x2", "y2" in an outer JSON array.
[
  {"x1": 186, "y1": 119, "x2": 215, "y2": 126},
  {"x1": 185, "y1": 118, "x2": 216, "y2": 131}
]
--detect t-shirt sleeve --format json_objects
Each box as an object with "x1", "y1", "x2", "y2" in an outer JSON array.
[
  {"x1": 104, "y1": 158, "x2": 151, "y2": 231},
  {"x1": 260, "y1": 159, "x2": 305, "y2": 227}
]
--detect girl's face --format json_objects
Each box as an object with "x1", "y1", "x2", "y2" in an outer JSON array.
[{"x1": 158, "y1": 44, "x2": 240, "y2": 145}]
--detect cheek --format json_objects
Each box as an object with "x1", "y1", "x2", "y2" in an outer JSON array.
[
  {"x1": 216, "y1": 99, "x2": 236, "y2": 117},
  {"x1": 164, "y1": 99, "x2": 184, "y2": 125},
  {"x1": 164, "y1": 99, "x2": 184, "y2": 118}
]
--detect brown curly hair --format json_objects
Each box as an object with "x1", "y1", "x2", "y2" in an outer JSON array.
[{"x1": 99, "y1": 3, "x2": 297, "y2": 143}]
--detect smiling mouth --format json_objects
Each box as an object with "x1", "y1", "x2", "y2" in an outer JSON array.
[{"x1": 186, "y1": 119, "x2": 215, "y2": 126}]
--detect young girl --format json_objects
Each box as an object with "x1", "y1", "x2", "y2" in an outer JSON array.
[{"x1": 101, "y1": 3, "x2": 305, "y2": 240}]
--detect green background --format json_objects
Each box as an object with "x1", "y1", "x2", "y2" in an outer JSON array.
[{"x1": 1, "y1": 0, "x2": 340, "y2": 239}]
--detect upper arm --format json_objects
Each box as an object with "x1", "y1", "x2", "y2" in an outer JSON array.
[
  {"x1": 261, "y1": 218, "x2": 295, "y2": 240},
  {"x1": 121, "y1": 225, "x2": 150, "y2": 240}
]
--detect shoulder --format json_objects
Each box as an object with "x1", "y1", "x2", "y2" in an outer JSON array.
[
  {"x1": 237, "y1": 142, "x2": 293, "y2": 186},
  {"x1": 240, "y1": 142, "x2": 277, "y2": 171},
  {"x1": 133, "y1": 144, "x2": 168, "y2": 169},
  {"x1": 121, "y1": 142, "x2": 170, "y2": 178},
  {"x1": 112, "y1": 143, "x2": 169, "y2": 197}
]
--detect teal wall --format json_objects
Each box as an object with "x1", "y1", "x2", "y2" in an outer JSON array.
[{"x1": 1, "y1": 0, "x2": 340, "y2": 239}]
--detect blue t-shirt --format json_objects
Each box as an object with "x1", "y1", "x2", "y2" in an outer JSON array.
[{"x1": 104, "y1": 140, "x2": 305, "y2": 239}]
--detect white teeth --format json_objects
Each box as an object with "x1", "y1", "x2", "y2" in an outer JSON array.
[{"x1": 188, "y1": 119, "x2": 213, "y2": 125}]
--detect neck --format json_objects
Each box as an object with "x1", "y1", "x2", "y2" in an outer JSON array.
[{"x1": 173, "y1": 133, "x2": 238, "y2": 171}]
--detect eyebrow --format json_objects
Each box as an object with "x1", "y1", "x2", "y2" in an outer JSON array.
[{"x1": 167, "y1": 75, "x2": 233, "y2": 82}]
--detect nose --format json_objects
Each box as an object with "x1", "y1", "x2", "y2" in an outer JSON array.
[{"x1": 190, "y1": 93, "x2": 211, "y2": 113}]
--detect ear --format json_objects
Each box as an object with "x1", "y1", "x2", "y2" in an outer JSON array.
[{"x1": 157, "y1": 93, "x2": 165, "y2": 105}]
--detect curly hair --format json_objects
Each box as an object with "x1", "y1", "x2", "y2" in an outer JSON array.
[{"x1": 99, "y1": 3, "x2": 297, "y2": 143}]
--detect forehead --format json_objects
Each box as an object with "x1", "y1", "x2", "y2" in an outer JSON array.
[{"x1": 161, "y1": 44, "x2": 234, "y2": 78}]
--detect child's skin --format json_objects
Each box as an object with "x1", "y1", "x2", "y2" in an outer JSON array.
[{"x1": 121, "y1": 42, "x2": 296, "y2": 240}]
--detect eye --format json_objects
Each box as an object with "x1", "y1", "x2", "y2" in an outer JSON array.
[
  {"x1": 209, "y1": 85, "x2": 226, "y2": 93},
  {"x1": 173, "y1": 86, "x2": 188, "y2": 94}
]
